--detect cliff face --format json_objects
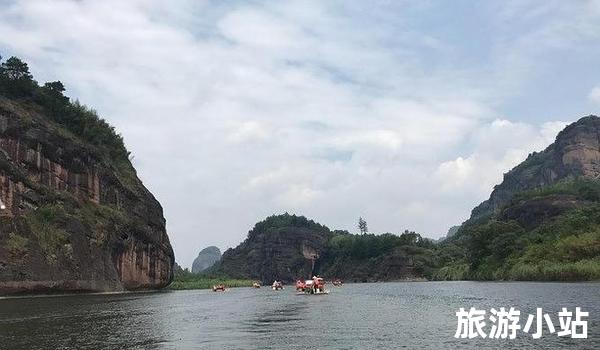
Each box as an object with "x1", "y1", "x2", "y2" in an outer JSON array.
[
  {"x1": 0, "y1": 97, "x2": 174, "y2": 294},
  {"x1": 470, "y1": 115, "x2": 600, "y2": 220},
  {"x1": 216, "y1": 214, "x2": 332, "y2": 284},
  {"x1": 447, "y1": 115, "x2": 600, "y2": 281},
  {"x1": 191, "y1": 246, "x2": 221, "y2": 273}
]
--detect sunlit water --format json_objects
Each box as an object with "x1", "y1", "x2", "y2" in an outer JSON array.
[{"x1": 0, "y1": 282, "x2": 598, "y2": 349}]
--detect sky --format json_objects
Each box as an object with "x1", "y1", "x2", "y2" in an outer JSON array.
[{"x1": 1, "y1": 0, "x2": 600, "y2": 269}]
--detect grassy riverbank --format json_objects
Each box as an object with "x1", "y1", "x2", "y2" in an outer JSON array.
[{"x1": 168, "y1": 271, "x2": 254, "y2": 290}]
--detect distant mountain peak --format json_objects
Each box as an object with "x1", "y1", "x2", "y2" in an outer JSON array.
[
  {"x1": 198, "y1": 246, "x2": 221, "y2": 255},
  {"x1": 191, "y1": 246, "x2": 221, "y2": 273}
]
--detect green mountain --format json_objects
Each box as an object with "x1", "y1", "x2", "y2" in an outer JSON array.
[
  {"x1": 214, "y1": 214, "x2": 436, "y2": 283},
  {"x1": 439, "y1": 115, "x2": 600, "y2": 281},
  {"x1": 0, "y1": 56, "x2": 174, "y2": 295}
]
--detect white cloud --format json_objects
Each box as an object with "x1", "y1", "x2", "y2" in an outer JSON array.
[
  {"x1": 226, "y1": 121, "x2": 270, "y2": 144},
  {"x1": 218, "y1": 8, "x2": 307, "y2": 50},
  {"x1": 589, "y1": 85, "x2": 600, "y2": 105},
  {"x1": 434, "y1": 119, "x2": 568, "y2": 198}
]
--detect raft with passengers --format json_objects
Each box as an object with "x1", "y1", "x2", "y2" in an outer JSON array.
[
  {"x1": 212, "y1": 284, "x2": 228, "y2": 292},
  {"x1": 295, "y1": 276, "x2": 329, "y2": 295}
]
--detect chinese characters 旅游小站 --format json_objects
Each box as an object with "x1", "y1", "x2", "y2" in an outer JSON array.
[{"x1": 455, "y1": 307, "x2": 588, "y2": 340}]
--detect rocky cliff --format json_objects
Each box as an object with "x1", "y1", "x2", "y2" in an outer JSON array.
[
  {"x1": 215, "y1": 214, "x2": 333, "y2": 283},
  {"x1": 445, "y1": 115, "x2": 600, "y2": 281},
  {"x1": 0, "y1": 96, "x2": 174, "y2": 294},
  {"x1": 191, "y1": 246, "x2": 221, "y2": 273},
  {"x1": 470, "y1": 115, "x2": 600, "y2": 220}
]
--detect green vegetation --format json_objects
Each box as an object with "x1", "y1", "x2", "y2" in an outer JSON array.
[
  {"x1": 433, "y1": 263, "x2": 470, "y2": 281},
  {"x1": 439, "y1": 178, "x2": 600, "y2": 281},
  {"x1": 508, "y1": 259, "x2": 600, "y2": 281},
  {"x1": 504, "y1": 226, "x2": 600, "y2": 281},
  {"x1": 345, "y1": 178, "x2": 600, "y2": 281},
  {"x1": 510, "y1": 177, "x2": 600, "y2": 203},
  {"x1": 211, "y1": 186, "x2": 600, "y2": 283},
  {"x1": 169, "y1": 278, "x2": 254, "y2": 290},
  {"x1": 0, "y1": 55, "x2": 129, "y2": 161},
  {"x1": 169, "y1": 269, "x2": 254, "y2": 290},
  {"x1": 19, "y1": 197, "x2": 128, "y2": 262},
  {"x1": 6, "y1": 232, "x2": 29, "y2": 258},
  {"x1": 72, "y1": 199, "x2": 128, "y2": 244},
  {"x1": 25, "y1": 204, "x2": 70, "y2": 263},
  {"x1": 318, "y1": 230, "x2": 438, "y2": 280},
  {"x1": 323, "y1": 230, "x2": 434, "y2": 261},
  {"x1": 248, "y1": 213, "x2": 331, "y2": 240}
]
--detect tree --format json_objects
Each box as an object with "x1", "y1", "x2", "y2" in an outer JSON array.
[
  {"x1": 43, "y1": 81, "x2": 66, "y2": 95},
  {"x1": 0, "y1": 56, "x2": 37, "y2": 97},
  {"x1": 358, "y1": 217, "x2": 368, "y2": 235},
  {"x1": 1, "y1": 56, "x2": 33, "y2": 80},
  {"x1": 36, "y1": 81, "x2": 69, "y2": 117},
  {"x1": 399, "y1": 230, "x2": 420, "y2": 245}
]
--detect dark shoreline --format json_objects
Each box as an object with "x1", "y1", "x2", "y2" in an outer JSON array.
[{"x1": 4, "y1": 279, "x2": 599, "y2": 299}]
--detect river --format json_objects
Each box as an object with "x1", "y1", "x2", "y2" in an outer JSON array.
[{"x1": 0, "y1": 282, "x2": 598, "y2": 349}]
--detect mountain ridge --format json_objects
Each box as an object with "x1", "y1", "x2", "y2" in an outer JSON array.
[
  {"x1": 444, "y1": 115, "x2": 600, "y2": 280},
  {"x1": 469, "y1": 115, "x2": 600, "y2": 221}
]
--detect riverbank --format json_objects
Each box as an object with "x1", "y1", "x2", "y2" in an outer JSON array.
[
  {"x1": 0, "y1": 289, "x2": 161, "y2": 300},
  {"x1": 168, "y1": 276, "x2": 254, "y2": 290}
]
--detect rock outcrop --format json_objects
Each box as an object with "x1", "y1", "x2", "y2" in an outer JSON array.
[
  {"x1": 0, "y1": 96, "x2": 174, "y2": 295},
  {"x1": 498, "y1": 194, "x2": 586, "y2": 230},
  {"x1": 191, "y1": 246, "x2": 221, "y2": 273},
  {"x1": 215, "y1": 214, "x2": 332, "y2": 284},
  {"x1": 470, "y1": 115, "x2": 600, "y2": 220}
]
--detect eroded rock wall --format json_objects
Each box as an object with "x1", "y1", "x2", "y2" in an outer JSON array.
[{"x1": 0, "y1": 97, "x2": 174, "y2": 295}]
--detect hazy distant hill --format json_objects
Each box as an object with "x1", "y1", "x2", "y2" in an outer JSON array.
[
  {"x1": 191, "y1": 246, "x2": 221, "y2": 273},
  {"x1": 446, "y1": 226, "x2": 460, "y2": 239}
]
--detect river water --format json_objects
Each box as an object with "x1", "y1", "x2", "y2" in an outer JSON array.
[{"x1": 0, "y1": 282, "x2": 598, "y2": 349}]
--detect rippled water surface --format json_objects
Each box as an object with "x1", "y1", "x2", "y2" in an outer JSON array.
[{"x1": 1, "y1": 282, "x2": 599, "y2": 349}]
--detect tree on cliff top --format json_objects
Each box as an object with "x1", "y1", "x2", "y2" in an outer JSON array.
[
  {"x1": 358, "y1": 217, "x2": 368, "y2": 235},
  {"x1": 0, "y1": 55, "x2": 129, "y2": 161},
  {"x1": 0, "y1": 56, "x2": 37, "y2": 97},
  {"x1": 248, "y1": 213, "x2": 330, "y2": 240}
]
